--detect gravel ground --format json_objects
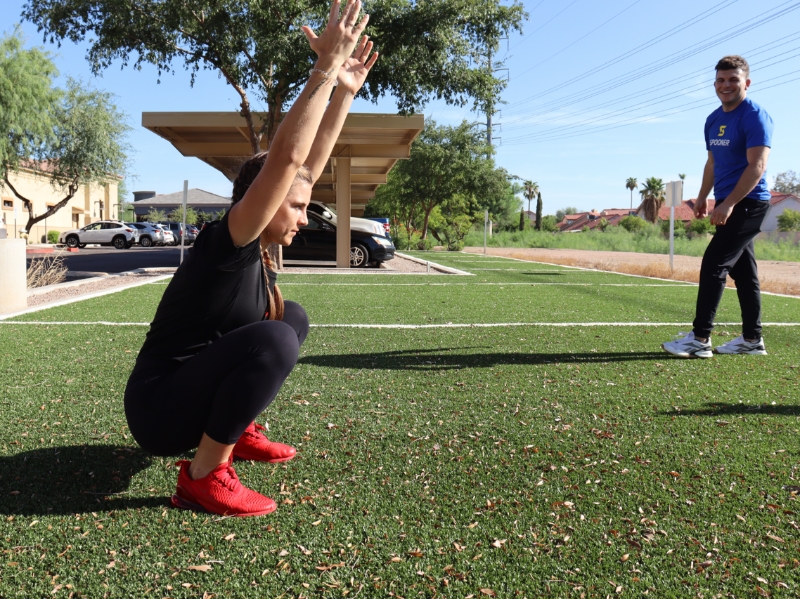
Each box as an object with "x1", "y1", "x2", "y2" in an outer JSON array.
[{"x1": 27, "y1": 271, "x2": 175, "y2": 307}]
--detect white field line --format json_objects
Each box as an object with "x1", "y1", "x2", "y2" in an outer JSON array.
[
  {"x1": 0, "y1": 275, "x2": 172, "y2": 321},
  {"x1": 3, "y1": 321, "x2": 799, "y2": 328},
  {"x1": 393, "y1": 252, "x2": 473, "y2": 275},
  {"x1": 280, "y1": 282, "x2": 693, "y2": 287}
]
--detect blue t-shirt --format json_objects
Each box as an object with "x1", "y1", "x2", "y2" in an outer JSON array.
[{"x1": 704, "y1": 97, "x2": 773, "y2": 201}]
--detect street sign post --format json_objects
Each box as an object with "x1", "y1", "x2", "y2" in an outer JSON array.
[
  {"x1": 180, "y1": 180, "x2": 188, "y2": 264},
  {"x1": 484, "y1": 210, "x2": 489, "y2": 255},
  {"x1": 664, "y1": 180, "x2": 683, "y2": 271}
]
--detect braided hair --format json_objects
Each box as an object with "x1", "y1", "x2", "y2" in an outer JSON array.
[{"x1": 230, "y1": 152, "x2": 312, "y2": 322}]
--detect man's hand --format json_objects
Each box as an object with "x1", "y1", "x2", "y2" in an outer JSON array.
[
  {"x1": 337, "y1": 36, "x2": 379, "y2": 95},
  {"x1": 709, "y1": 202, "x2": 734, "y2": 226},
  {"x1": 693, "y1": 197, "x2": 708, "y2": 219}
]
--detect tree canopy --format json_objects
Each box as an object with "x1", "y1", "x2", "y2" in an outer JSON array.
[
  {"x1": 773, "y1": 170, "x2": 800, "y2": 195},
  {"x1": 23, "y1": 0, "x2": 526, "y2": 152},
  {"x1": 1, "y1": 30, "x2": 131, "y2": 234},
  {"x1": 365, "y1": 119, "x2": 516, "y2": 247}
]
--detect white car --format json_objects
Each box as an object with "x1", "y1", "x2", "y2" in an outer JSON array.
[
  {"x1": 307, "y1": 201, "x2": 387, "y2": 237},
  {"x1": 60, "y1": 220, "x2": 138, "y2": 250}
]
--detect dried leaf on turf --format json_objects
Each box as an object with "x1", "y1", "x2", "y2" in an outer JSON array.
[{"x1": 188, "y1": 565, "x2": 212, "y2": 572}]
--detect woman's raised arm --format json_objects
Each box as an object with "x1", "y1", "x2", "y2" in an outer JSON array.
[{"x1": 227, "y1": 0, "x2": 369, "y2": 247}]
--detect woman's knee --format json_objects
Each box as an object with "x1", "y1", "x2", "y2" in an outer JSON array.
[
  {"x1": 249, "y1": 320, "x2": 300, "y2": 372},
  {"x1": 283, "y1": 301, "x2": 309, "y2": 345}
]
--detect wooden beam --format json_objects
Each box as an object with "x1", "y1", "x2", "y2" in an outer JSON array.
[{"x1": 316, "y1": 173, "x2": 387, "y2": 184}]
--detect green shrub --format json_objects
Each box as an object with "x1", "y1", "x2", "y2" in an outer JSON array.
[
  {"x1": 777, "y1": 208, "x2": 800, "y2": 232},
  {"x1": 47, "y1": 230, "x2": 60, "y2": 244},
  {"x1": 416, "y1": 236, "x2": 435, "y2": 251},
  {"x1": 660, "y1": 219, "x2": 687, "y2": 237},
  {"x1": 688, "y1": 217, "x2": 716, "y2": 236},
  {"x1": 619, "y1": 215, "x2": 647, "y2": 232},
  {"x1": 540, "y1": 215, "x2": 559, "y2": 232},
  {"x1": 597, "y1": 217, "x2": 609, "y2": 232},
  {"x1": 581, "y1": 225, "x2": 590, "y2": 233}
]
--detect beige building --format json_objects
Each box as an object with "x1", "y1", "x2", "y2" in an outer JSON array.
[{"x1": 0, "y1": 163, "x2": 120, "y2": 243}]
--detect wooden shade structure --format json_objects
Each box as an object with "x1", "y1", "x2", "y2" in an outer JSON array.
[{"x1": 142, "y1": 112, "x2": 423, "y2": 267}]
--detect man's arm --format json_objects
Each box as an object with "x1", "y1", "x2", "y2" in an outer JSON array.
[
  {"x1": 708, "y1": 146, "x2": 770, "y2": 225},
  {"x1": 694, "y1": 151, "x2": 715, "y2": 219}
]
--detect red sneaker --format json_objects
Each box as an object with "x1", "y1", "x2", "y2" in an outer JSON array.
[
  {"x1": 233, "y1": 422, "x2": 297, "y2": 463},
  {"x1": 171, "y1": 460, "x2": 277, "y2": 517}
]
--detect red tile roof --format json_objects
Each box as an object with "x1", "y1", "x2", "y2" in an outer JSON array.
[{"x1": 770, "y1": 191, "x2": 799, "y2": 205}]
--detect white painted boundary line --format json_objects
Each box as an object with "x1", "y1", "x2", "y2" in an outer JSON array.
[
  {"x1": 3, "y1": 321, "x2": 799, "y2": 328},
  {"x1": 394, "y1": 252, "x2": 473, "y2": 276},
  {"x1": 0, "y1": 275, "x2": 173, "y2": 321},
  {"x1": 280, "y1": 282, "x2": 693, "y2": 287}
]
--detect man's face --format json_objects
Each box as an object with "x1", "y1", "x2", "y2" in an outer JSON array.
[{"x1": 714, "y1": 68, "x2": 750, "y2": 109}]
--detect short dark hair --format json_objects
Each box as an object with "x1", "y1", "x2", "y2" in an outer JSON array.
[{"x1": 715, "y1": 55, "x2": 749, "y2": 78}]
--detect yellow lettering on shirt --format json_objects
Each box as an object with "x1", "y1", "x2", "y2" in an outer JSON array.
[{"x1": 718, "y1": 125, "x2": 726, "y2": 137}]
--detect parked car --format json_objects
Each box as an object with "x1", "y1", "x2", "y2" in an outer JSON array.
[
  {"x1": 306, "y1": 200, "x2": 388, "y2": 237},
  {"x1": 158, "y1": 226, "x2": 176, "y2": 246},
  {"x1": 59, "y1": 220, "x2": 137, "y2": 249},
  {"x1": 125, "y1": 222, "x2": 164, "y2": 247},
  {"x1": 163, "y1": 222, "x2": 196, "y2": 245},
  {"x1": 283, "y1": 212, "x2": 395, "y2": 268}
]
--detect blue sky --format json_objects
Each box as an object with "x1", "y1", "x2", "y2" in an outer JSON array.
[{"x1": 4, "y1": 0, "x2": 799, "y2": 215}]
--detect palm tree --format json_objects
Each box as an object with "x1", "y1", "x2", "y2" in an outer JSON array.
[
  {"x1": 678, "y1": 173, "x2": 686, "y2": 181},
  {"x1": 523, "y1": 180, "x2": 539, "y2": 218},
  {"x1": 625, "y1": 177, "x2": 638, "y2": 211},
  {"x1": 639, "y1": 177, "x2": 665, "y2": 223}
]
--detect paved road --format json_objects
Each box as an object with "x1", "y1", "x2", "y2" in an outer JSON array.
[{"x1": 57, "y1": 246, "x2": 186, "y2": 273}]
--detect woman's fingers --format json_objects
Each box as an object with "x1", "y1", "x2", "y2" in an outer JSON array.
[
  {"x1": 301, "y1": 25, "x2": 318, "y2": 43},
  {"x1": 353, "y1": 36, "x2": 368, "y2": 59},
  {"x1": 340, "y1": 0, "x2": 359, "y2": 28},
  {"x1": 365, "y1": 51, "x2": 379, "y2": 71},
  {"x1": 328, "y1": 0, "x2": 341, "y2": 23}
]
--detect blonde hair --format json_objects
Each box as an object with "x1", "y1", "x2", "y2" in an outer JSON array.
[{"x1": 231, "y1": 152, "x2": 311, "y2": 321}]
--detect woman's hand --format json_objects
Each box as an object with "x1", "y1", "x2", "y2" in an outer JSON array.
[
  {"x1": 302, "y1": 0, "x2": 369, "y2": 71},
  {"x1": 337, "y1": 36, "x2": 379, "y2": 95}
]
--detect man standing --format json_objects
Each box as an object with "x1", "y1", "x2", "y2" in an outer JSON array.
[{"x1": 662, "y1": 55, "x2": 773, "y2": 358}]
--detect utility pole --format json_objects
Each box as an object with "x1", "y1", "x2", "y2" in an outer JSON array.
[{"x1": 487, "y1": 48, "x2": 493, "y2": 148}]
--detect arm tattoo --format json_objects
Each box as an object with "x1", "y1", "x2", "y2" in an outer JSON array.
[{"x1": 309, "y1": 77, "x2": 331, "y2": 99}]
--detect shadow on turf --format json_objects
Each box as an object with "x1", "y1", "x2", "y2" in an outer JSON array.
[
  {"x1": 0, "y1": 444, "x2": 166, "y2": 516},
  {"x1": 658, "y1": 403, "x2": 800, "y2": 417},
  {"x1": 301, "y1": 348, "x2": 667, "y2": 370}
]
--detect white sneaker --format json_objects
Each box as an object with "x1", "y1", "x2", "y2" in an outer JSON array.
[
  {"x1": 661, "y1": 331, "x2": 713, "y2": 359},
  {"x1": 714, "y1": 335, "x2": 767, "y2": 355}
]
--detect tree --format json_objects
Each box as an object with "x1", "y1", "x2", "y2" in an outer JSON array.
[
  {"x1": 555, "y1": 207, "x2": 577, "y2": 222},
  {"x1": 678, "y1": 173, "x2": 686, "y2": 181},
  {"x1": 522, "y1": 180, "x2": 538, "y2": 217},
  {"x1": 773, "y1": 170, "x2": 800, "y2": 195},
  {"x1": 2, "y1": 63, "x2": 131, "y2": 234},
  {"x1": 777, "y1": 208, "x2": 800, "y2": 232},
  {"x1": 597, "y1": 217, "x2": 609, "y2": 231},
  {"x1": 540, "y1": 214, "x2": 558, "y2": 232},
  {"x1": 518, "y1": 208, "x2": 525, "y2": 231},
  {"x1": 25, "y1": 0, "x2": 526, "y2": 152},
  {"x1": 638, "y1": 176, "x2": 664, "y2": 223},
  {"x1": 625, "y1": 177, "x2": 638, "y2": 211},
  {"x1": 145, "y1": 208, "x2": 167, "y2": 222},
  {"x1": 168, "y1": 206, "x2": 199, "y2": 225},
  {"x1": 535, "y1": 190, "x2": 543, "y2": 231}
]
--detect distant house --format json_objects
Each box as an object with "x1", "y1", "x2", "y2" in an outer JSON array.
[
  {"x1": 557, "y1": 209, "x2": 634, "y2": 232},
  {"x1": 132, "y1": 188, "x2": 232, "y2": 221},
  {"x1": 762, "y1": 192, "x2": 800, "y2": 232},
  {"x1": 635, "y1": 199, "x2": 716, "y2": 224}
]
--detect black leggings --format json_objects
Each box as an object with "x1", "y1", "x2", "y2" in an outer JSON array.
[
  {"x1": 692, "y1": 198, "x2": 769, "y2": 340},
  {"x1": 124, "y1": 301, "x2": 309, "y2": 456}
]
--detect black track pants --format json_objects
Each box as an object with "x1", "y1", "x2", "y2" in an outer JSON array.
[
  {"x1": 692, "y1": 198, "x2": 769, "y2": 340},
  {"x1": 124, "y1": 301, "x2": 309, "y2": 456}
]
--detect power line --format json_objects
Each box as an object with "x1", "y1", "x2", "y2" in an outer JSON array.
[
  {"x1": 500, "y1": 29, "x2": 800, "y2": 124},
  {"x1": 502, "y1": 0, "x2": 800, "y2": 119},
  {"x1": 508, "y1": 0, "x2": 584, "y2": 52},
  {"x1": 504, "y1": 0, "x2": 741, "y2": 109},
  {"x1": 502, "y1": 69, "x2": 800, "y2": 145},
  {"x1": 500, "y1": 44, "x2": 800, "y2": 137}
]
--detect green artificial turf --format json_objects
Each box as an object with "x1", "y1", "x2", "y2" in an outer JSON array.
[{"x1": 1, "y1": 254, "x2": 799, "y2": 598}]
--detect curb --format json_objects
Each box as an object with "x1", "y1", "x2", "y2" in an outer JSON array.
[
  {"x1": 28, "y1": 267, "x2": 177, "y2": 297},
  {"x1": 394, "y1": 252, "x2": 473, "y2": 275}
]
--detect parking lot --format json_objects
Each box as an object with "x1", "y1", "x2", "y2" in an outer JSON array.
[{"x1": 48, "y1": 246, "x2": 184, "y2": 274}]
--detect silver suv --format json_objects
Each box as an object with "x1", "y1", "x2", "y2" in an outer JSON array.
[
  {"x1": 60, "y1": 220, "x2": 137, "y2": 250},
  {"x1": 125, "y1": 222, "x2": 165, "y2": 247}
]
